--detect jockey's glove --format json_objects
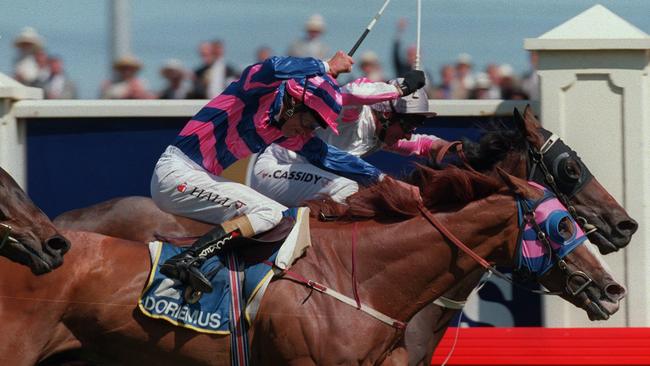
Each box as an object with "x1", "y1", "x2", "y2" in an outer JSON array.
[{"x1": 399, "y1": 70, "x2": 426, "y2": 96}]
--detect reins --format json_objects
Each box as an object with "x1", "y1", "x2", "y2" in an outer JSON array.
[{"x1": 416, "y1": 202, "x2": 563, "y2": 296}]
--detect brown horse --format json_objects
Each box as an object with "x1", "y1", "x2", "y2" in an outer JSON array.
[
  {"x1": 2, "y1": 167, "x2": 624, "y2": 365},
  {"x1": 0, "y1": 167, "x2": 70, "y2": 274},
  {"x1": 52, "y1": 106, "x2": 637, "y2": 365},
  {"x1": 401, "y1": 106, "x2": 639, "y2": 365}
]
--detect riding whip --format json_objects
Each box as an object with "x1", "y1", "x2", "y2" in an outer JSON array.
[{"x1": 348, "y1": 0, "x2": 392, "y2": 56}]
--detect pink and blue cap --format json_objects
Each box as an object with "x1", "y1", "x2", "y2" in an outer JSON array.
[{"x1": 285, "y1": 74, "x2": 343, "y2": 135}]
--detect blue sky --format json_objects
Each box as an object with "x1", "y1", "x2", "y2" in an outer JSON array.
[{"x1": 1, "y1": 0, "x2": 649, "y2": 98}]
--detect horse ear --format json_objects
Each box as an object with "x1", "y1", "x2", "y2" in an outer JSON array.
[
  {"x1": 513, "y1": 107, "x2": 526, "y2": 134},
  {"x1": 522, "y1": 104, "x2": 542, "y2": 129}
]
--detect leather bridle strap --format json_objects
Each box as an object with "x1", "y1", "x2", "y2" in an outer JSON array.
[
  {"x1": 435, "y1": 140, "x2": 477, "y2": 173},
  {"x1": 418, "y1": 202, "x2": 562, "y2": 296},
  {"x1": 264, "y1": 260, "x2": 407, "y2": 330},
  {"x1": 417, "y1": 202, "x2": 493, "y2": 270}
]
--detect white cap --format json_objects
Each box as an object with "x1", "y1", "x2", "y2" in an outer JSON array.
[
  {"x1": 499, "y1": 63, "x2": 514, "y2": 78},
  {"x1": 161, "y1": 58, "x2": 185, "y2": 72},
  {"x1": 456, "y1": 52, "x2": 472, "y2": 65},
  {"x1": 14, "y1": 26, "x2": 44, "y2": 47},
  {"x1": 360, "y1": 51, "x2": 379, "y2": 65},
  {"x1": 305, "y1": 14, "x2": 325, "y2": 32},
  {"x1": 371, "y1": 78, "x2": 436, "y2": 116},
  {"x1": 475, "y1": 72, "x2": 491, "y2": 89}
]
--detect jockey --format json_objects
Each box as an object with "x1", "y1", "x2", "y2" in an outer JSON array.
[
  {"x1": 250, "y1": 74, "x2": 447, "y2": 206},
  {"x1": 151, "y1": 52, "x2": 424, "y2": 293}
]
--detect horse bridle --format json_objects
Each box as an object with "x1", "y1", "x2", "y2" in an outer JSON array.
[
  {"x1": 527, "y1": 129, "x2": 597, "y2": 235},
  {"x1": 417, "y1": 185, "x2": 594, "y2": 298},
  {"x1": 0, "y1": 223, "x2": 16, "y2": 252},
  {"x1": 514, "y1": 190, "x2": 594, "y2": 297}
]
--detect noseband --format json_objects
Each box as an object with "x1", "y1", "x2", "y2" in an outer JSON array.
[{"x1": 527, "y1": 129, "x2": 597, "y2": 235}]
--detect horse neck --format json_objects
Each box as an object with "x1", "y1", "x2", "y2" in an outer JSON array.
[{"x1": 309, "y1": 194, "x2": 519, "y2": 323}]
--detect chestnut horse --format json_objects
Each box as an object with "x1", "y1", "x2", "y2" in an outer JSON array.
[
  {"x1": 52, "y1": 106, "x2": 637, "y2": 365},
  {"x1": 0, "y1": 166, "x2": 70, "y2": 274},
  {"x1": 2, "y1": 168, "x2": 624, "y2": 365},
  {"x1": 401, "y1": 106, "x2": 640, "y2": 365}
]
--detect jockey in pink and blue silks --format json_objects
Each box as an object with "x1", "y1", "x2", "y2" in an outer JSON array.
[
  {"x1": 151, "y1": 51, "x2": 425, "y2": 292},
  {"x1": 251, "y1": 75, "x2": 448, "y2": 207}
]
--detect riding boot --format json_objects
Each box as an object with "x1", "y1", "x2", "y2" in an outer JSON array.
[
  {"x1": 161, "y1": 215, "x2": 255, "y2": 292},
  {"x1": 160, "y1": 225, "x2": 242, "y2": 293}
]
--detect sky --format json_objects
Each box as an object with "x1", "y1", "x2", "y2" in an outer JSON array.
[{"x1": 1, "y1": 0, "x2": 650, "y2": 98}]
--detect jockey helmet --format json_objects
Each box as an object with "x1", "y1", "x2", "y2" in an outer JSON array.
[{"x1": 285, "y1": 75, "x2": 343, "y2": 135}]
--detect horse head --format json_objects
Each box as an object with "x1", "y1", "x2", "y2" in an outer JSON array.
[
  {"x1": 0, "y1": 167, "x2": 70, "y2": 274},
  {"x1": 498, "y1": 171, "x2": 625, "y2": 321},
  {"x1": 514, "y1": 106, "x2": 637, "y2": 253}
]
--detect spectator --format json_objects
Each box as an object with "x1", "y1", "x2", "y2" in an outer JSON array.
[
  {"x1": 359, "y1": 51, "x2": 385, "y2": 81},
  {"x1": 100, "y1": 55, "x2": 154, "y2": 99},
  {"x1": 498, "y1": 64, "x2": 528, "y2": 100},
  {"x1": 393, "y1": 18, "x2": 434, "y2": 96},
  {"x1": 255, "y1": 46, "x2": 273, "y2": 63},
  {"x1": 206, "y1": 39, "x2": 240, "y2": 98},
  {"x1": 454, "y1": 53, "x2": 475, "y2": 99},
  {"x1": 13, "y1": 27, "x2": 44, "y2": 85},
  {"x1": 43, "y1": 55, "x2": 77, "y2": 99},
  {"x1": 159, "y1": 59, "x2": 190, "y2": 99},
  {"x1": 433, "y1": 64, "x2": 464, "y2": 99},
  {"x1": 485, "y1": 63, "x2": 502, "y2": 99},
  {"x1": 469, "y1": 72, "x2": 492, "y2": 99},
  {"x1": 287, "y1": 14, "x2": 330, "y2": 59},
  {"x1": 521, "y1": 51, "x2": 540, "y2": 101},
  {"x1": 187, "y1": 41, "x2": 214, "y2": 99},
  {"x1": 30, "y1": 48, "x2": 51, "y2": 88}
]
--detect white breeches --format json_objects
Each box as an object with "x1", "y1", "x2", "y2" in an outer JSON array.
[
  {"x1": 151, "y1": 146, "x2": 287, "y2": 235},
  {"x1": 249, "y1": 144, "x2": 359, "y2": 207}
]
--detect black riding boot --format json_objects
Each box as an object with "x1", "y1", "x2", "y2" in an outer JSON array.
[{"x1": 160, "y1": 226, "x2": 240, "y2": 293}]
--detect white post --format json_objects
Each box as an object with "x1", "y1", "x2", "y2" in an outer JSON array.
[
  {"x1": 525, "y1": 5, "x2": 650, "y2": 327},
  {"x1": 110, "y1": 0, "x2": 131, "y2": 61},
  {"x1": 0, "y1": 73, "x2": 43, "y2": 190}
]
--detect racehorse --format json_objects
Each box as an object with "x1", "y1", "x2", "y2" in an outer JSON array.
[
  {"x1": 52, "y1": 106, "x2": 637, "y2": 365},
  {"x1": 401, "y1": 106, "x2": 639, "y2": 365},
  {"x1": 0, "y1": 166, "x2": 70, "y2": 274},
  {"x1": 1, "y1": 167, "x2": 624, "y2": 365}
]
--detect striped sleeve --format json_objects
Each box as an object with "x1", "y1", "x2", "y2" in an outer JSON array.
[
  {"x1": 341, "y1": 78, "x2": 401, "y2": 106},
  {"x1": 264, "y1": 56, "x2": 326, "y2": 80},
  {"x1": 384, "y1": 134, "x2": 440, "y2": 157}
]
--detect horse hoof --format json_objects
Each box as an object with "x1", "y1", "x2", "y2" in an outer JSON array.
[{"x1": 184, "y1": 287, "x2": 202, "y2": 304}]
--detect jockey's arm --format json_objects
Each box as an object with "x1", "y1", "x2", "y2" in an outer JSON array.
[
  {"x1": 384, "y1": 134, "x2": 448, "y2": 157},
  {"x1": 341, "y1": 78, "x2": 401, "y2": 107},
  {"x1": 261, "y1": 51, "x2": 351, "y2": 82},
  {"x1": 283, "y1": 137, "x2": 383, "y2": 187}
]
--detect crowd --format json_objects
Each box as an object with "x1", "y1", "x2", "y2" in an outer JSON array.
[{"x1": 7, "y1": 16, "x2": 539, "y2": 101}]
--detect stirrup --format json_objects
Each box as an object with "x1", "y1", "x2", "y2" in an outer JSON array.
[{"x1": 186, "y1": 265, "x2": 214, "y2": 293}]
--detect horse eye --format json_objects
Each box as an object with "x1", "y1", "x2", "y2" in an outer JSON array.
[
  {"x1": 557, "y1": 216, "x2": 575, "y2": 241},
  {"x1": 562, "y1": 159, "x2": 581, "y2": 181}
]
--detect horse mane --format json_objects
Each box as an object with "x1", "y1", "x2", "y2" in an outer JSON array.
[
  {"x1": 459, "y1": 123, "x2": 528, "y2": 172},
  {"x1": 306, "y1": 165, "x2": 502, "y2": 221}
]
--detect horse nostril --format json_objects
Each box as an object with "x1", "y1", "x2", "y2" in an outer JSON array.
[
  {"x1": 605, "y1": 283, "x2": 626, "y2": 301},
  {"x1": 46, "y1": 235, "x2": 71, "y2": 254},
  {"x1": 617, "y1": 219, "x2": 638, "y2": 236}
]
